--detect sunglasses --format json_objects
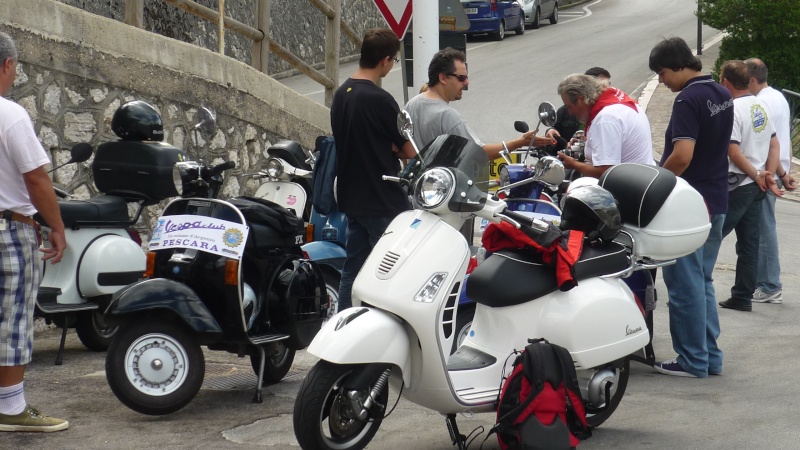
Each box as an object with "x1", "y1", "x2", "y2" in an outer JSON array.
[
  {"x1": 447, "y1": 73, "x2": 469, "y2": 82},
  {"x1": 392, "y1": 57, "x2": 400, "y2": 63}
]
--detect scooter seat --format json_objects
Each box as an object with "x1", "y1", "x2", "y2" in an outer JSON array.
[
  {"x1": 54, "y1": 195, "x2": 131, "y2": 228},
  {"x1": 466, "y1": 241, "x2": 628, "y2": 308}
]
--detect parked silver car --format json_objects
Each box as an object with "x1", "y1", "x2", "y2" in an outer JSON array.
[{"x1": 521, "y1": 0, "x2": 558, "y2": 29}]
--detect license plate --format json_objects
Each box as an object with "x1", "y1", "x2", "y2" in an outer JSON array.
[{"x1": 464, "y1": 7, "x2": 477, "y2": 14}]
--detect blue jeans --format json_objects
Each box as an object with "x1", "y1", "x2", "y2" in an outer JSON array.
[
  {"x1": 721, "y1": 183, "x2": 764, "y2": 302},
  {"x1": 662, "y1": 214, "x2": 725, "y2": 378},
  {"x1": 756, "y1": 190, "x2": 781, "y2": 293},
  {"x1": 338, "y1": 215, "x2": 395, "y2": 310}
]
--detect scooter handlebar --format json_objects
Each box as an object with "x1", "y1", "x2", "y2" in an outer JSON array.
[{"x1": 211, "y1": 160, "x2": 236, "y2": 176}]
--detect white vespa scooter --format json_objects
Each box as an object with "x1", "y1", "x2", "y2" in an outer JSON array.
[
  {"x1": 292, "y1": 112, "x2": 712, "y2": 450},
  {"x1": 252, "y1": 140, "x2": 314, "y2": 221}
]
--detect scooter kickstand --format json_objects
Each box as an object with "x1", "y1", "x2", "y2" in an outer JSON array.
[
  {"x1": 446, "y1": 414, "x2": 467, "y2": 450},
  {"x1": 54, "y1": 320, "x2": 69, "y2": 366},
  {"x1": 252, "y1": 345, "x2": 265, "y2": 403}
]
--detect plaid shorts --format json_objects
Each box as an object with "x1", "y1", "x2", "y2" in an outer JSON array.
[{"x1": 0, "y1": 220, "x2": 40, "y2": 366}]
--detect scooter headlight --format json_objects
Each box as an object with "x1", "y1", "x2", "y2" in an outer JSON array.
[
  {"x1": 266, "y1": 158, "x2": 283, "y2": 178},
  {"x1": 414, "y1": 168, "x2": 454, "y2": 209},
  {"x1": 172, "y1": 161, "x2": 201, "y2": 196}
]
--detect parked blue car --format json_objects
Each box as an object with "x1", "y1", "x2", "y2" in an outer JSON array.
[{"x1": 452, "y1": 0, "x2": 525, "y2": 41}]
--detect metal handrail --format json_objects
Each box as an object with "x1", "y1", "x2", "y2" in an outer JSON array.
[{"x1": 121, "y1": 0, "x2": 363, "y2": 106}]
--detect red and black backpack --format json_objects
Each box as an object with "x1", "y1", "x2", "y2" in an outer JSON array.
[{"x1": 491, "y1": 338, "x2": 592, "y2": 450}]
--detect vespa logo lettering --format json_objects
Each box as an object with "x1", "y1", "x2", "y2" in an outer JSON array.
[
  {"x1": 295, "y1": 235, "x2": 304, "y2": 244},
  {"x1": 626, "y1": 325, "x2": 642, "y2": 336}
]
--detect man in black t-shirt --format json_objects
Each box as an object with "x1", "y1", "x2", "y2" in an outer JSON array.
[{"x1": 331, "y1": 28, "x2": 416, "y2": 310}]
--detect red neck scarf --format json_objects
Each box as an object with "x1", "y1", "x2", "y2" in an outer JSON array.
[{"x1": 585, "y1": 87, "x2": 638, "y2": 133}]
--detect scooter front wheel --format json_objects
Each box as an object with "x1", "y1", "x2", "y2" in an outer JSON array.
[
  {"x1": 293, "y1": 361, "x2": 387, "y2": 450},
  {"x1": 250, "y1": 342, "x2": 296, "y2": 383},
  {"x1": 105, "y1": 318, "x2": 204, "y2": 415}
]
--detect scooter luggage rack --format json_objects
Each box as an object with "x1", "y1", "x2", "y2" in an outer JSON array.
[{"x1": 602, "y1": 230, "x2": 676, "y2": 279}]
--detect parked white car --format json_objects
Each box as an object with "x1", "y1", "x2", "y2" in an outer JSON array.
[{"x1": 521, "y1": 0, "x2": 558, "y2": 29}]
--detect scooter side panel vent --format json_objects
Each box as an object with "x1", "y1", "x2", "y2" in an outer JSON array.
[
  {"x1": 377, "y1": 251, "x2": 401, "y2": 276},
  {"x1": 441, "y1": 281, "x2": 460, "y2": 339}
]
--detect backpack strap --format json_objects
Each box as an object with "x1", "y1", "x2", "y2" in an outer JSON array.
[
  {"x1": 497, "y1": 341, "x2": 547, "y2": 428},
  {"x1": 550, "y1": 344, "x2": 592, "y2": 440}
]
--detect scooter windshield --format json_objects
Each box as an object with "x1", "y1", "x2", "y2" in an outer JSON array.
[{"x1": 419, "y1": 134, "x2": 490, "y2": 213}]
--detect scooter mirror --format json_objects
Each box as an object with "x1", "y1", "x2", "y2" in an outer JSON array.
[
  {"x1": 68, "y1": 142, "x2": 93, "y2": 164},
  {"x1": 514, "y1": 121, "x2": 529, "y2": 133},
  {"x1": 397, "y1": 110, "x2": 414, "y2": 139},
  {"x1": 534, "y1": 155, "x2": 565, "y2": 187},
  {"x1": 49, "y1": 142, "x2": 93, "y2": 174},
  {"x1": 538, "y1": 102, "x2": 557, "y2": 128},
  {"x1": 194, "y1": 107, "x2": 217, "y2": 135}
]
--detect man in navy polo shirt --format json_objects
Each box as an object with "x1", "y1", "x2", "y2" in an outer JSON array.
[{"x1": 648, "y1": 37, "x2": 734, "y2": 378}]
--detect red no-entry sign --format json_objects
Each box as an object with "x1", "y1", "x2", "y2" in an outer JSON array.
[{"x1": 373, "y1": 0, "x2": 412, "y2": 39}]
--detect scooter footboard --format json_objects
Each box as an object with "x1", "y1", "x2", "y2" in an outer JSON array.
[{"x1": 307, "y1": 307, "x2": 411, "y2": 383}]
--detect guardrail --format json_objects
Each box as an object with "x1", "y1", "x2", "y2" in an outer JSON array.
[
  {"x1": 784, "y1": 89, "x2": 800, "y2": 159},
  {"x1": 122, "y1": 0, "x2": 361, "y2": 106}
]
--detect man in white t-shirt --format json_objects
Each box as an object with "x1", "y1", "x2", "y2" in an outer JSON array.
[
  {"x1": 0, "y1": 31, "x2": 68, "y2": 432},
  {"x1": 717, "y1": 60, "x2": 782, "y2": 313},
  {"x1": 556, "y1": 73, "x2": 654, "y2": 177},
  {"x1": 745, "y1": 58, "x2": 796, "y2": 305}
]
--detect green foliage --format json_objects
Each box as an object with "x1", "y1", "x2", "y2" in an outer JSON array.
[{"x1": 702, "y1": 0, "x2": 800, "y2": 93}]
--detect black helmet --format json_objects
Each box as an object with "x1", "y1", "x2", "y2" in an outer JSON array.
[
  {"x1": 560, "y1": 185, "x2": 622, "y2": 246},
  {"x1": 111, "y1": 100, "x2": 164, "y2": 141}
]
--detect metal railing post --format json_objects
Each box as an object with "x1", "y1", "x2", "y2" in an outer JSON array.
[
  {"x1": 252, "y1": 0, "x2": 270, "y2": 73},
  {"x1": 124, "y1": 0, "x2": 144, "y2": 28},
  {"x1": 324, "y1": 0, "x2": 341, "y2": 107}
]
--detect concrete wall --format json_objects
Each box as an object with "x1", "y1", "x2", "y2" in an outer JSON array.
[{"x1": 1, "y1": 0, "x2": 331, "y2": 244}]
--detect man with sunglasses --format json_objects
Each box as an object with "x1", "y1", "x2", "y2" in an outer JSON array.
[
  {"x1": 331, "y1": 28, "x2": 416, "y2": 311},
  {"x1": 404, "y1": 47, "x2": 553, "y2": 158}
]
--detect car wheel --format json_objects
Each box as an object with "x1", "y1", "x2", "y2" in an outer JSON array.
[
  {"x1": 494, "y1": 20, "x2": 505, "y2": 41},
  {"x1": 550, "y1": 3, "x2": 559, "y2": 24},
  {"x1": 532, "y1": 7, "x2": 541, "y2": 29},
  {"x1": 515, "y1": 16, "x2": 525, "y2": 35}
]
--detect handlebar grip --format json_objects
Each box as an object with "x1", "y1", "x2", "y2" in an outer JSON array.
[
  {"x1": 503, "y1": 209, "x2": 535, "y2": 228},
  {"x1": 211, "y1": 160, "x2": 236, "y2": 175}
]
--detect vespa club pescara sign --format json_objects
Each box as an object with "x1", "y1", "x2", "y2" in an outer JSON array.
[{"x1": 149, "y1": 214, "x2": 250, "y2": 260}]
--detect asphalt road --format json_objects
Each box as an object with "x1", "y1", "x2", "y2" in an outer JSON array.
[
  {"x1": 279, "y1": 0, "x2": 717, "y2": 145},
  {"x1": 8, "y1": 195, "x2": 800, "y2": 450}
]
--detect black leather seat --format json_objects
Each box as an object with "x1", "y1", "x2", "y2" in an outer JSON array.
[
  {"x1": 465, "y1": 242, "x2": 629, "y2": 308},
  {"x1": 53, "y1": 195, "x2": 130, "y2": 228}
]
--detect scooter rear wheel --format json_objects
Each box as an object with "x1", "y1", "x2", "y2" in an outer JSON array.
[
  {"x1": 293, "y1": 361, "x2": 387, "y2": 450},
  {"x1": 581, "y1": 357, "x2": 630, "y2": 428},
  {"x1": 322, "y1": 271, "x2": 341, "y2": 324},
  {"x1": 75, "y1": 310, "x2": 118, "y2": 351},
  {"x1": 106, "y1": 318, "x2": 204, "y2": 415}
]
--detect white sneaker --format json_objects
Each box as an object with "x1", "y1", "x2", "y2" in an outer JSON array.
[{"x1": 752, "y1": 288, "x2": 782, "y2": 304}]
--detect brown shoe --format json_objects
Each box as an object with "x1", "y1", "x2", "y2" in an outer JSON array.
[{"x1": 0, "y1": 406, "x2": 69, "y2": 432}]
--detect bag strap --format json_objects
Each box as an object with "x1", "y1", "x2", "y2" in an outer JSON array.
[
  {"x1": 551, "y1": 344, "x2": 592, "y2": 440},
  {"x1": 497, "y1": 341, "x2": 547, "y2": 428}
]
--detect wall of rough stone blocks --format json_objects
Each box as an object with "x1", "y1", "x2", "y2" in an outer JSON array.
[{"x1": 53, "y1": 0, "x2": 386, "y2": 76}]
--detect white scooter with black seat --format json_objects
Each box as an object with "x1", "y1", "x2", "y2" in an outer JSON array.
[{"x1": 292, "y1": 112, "x2": 712, "y2": 450}]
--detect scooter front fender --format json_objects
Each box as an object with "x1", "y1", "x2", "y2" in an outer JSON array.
[
  {"x1": 105, "y1": 278, "x2": 223, "y2": 336},
  {"x1": 308, "y1": 307, "x2": 411, "y2": 384},
  {"x1": 302, "y1": 240, "x2": 346, "y2": 264}
]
